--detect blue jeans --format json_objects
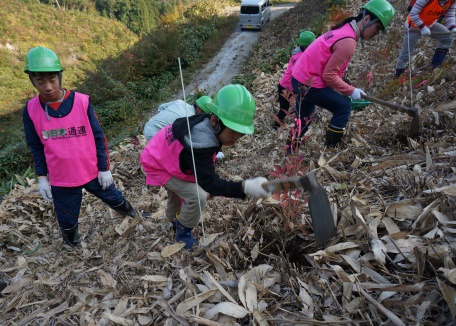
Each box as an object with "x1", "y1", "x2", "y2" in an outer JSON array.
[
  {"x1": 51, "y1": 177, "x2": 124, "y2": 229},
  {"x1": 292, "y1": 77, "x2": 351, "y2": 137}
]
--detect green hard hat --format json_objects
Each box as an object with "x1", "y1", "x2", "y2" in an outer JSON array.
[
  {"x1": 24, "y1": 46, "x2": 62, "y2": 73},
  {"x1": 208, "y1": 84, "x2": 256, "y2": 134},
  {"x1": 297, "y1": 31, "x2": 315, "y2": 46},
  {"x1": 361, "y1": 0, "x2": 396, "y2": 29},
  {"x1": 195, "y1": 95, "x2": 212, "y2": 113}
]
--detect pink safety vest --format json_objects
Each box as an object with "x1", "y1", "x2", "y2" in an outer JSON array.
[
  {"x1": 140, "y1": 124, "x2": 197, "y2": 186},
  {"x1": 279, "y1": 51, "x2": 304, "y2": 90},
  {"x1": 27, "y1": 92, "x2": 98, "y2": 187},
  {"x1": 292, "y1": 23, "x2": 355, "y2": 89}
]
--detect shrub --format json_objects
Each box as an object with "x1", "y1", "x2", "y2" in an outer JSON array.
[{"x1": 0, "y1": 141, "x2": 33, "y2": 186}]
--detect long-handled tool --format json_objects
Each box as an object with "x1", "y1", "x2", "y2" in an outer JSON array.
[
  {"x1": 262, "y1": 170, "x2": 336, "y2": 247},
  {"x1": 427, "y1": 31, "x2": 452, "y2": 36},
  {"x1": 361, "y1": 94, "x2": 420, "y2": 138}
]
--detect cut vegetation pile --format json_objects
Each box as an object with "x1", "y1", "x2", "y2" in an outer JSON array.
[{"x1": 1, "y1": 0, "x2": 456, "y2": 325}]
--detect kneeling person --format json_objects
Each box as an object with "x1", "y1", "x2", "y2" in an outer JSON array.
[{"x1": 140, "y1": 84, "x2": 271, "y2": 249}]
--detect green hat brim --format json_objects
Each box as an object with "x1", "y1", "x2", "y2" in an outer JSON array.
[{"x1": 220, "y1": 117, "x2": 254, "y2": 134}]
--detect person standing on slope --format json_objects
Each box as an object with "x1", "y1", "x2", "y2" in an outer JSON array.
[
  {"x1": 140, "y1": 84, "x2": 271, "y2": 250},
  {"x1": 274, "y1": 30, "x2": 316, "y2": 130},
  {"x1": 290, "y1": 0, "x2": 395, "y2": 150},
  {"x1": 22, "y1": 46, "x2": 136, "y2": 247},
  {"x1": 395, "y1": 0, "x2": 456, "y2": 78}
]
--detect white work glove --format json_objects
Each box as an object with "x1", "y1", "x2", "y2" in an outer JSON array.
[
  {"x1": 451, "y1": 27, "x2": 456, "y2": 34},
  {"x1": 38, "y1": 176, "x2": 53, "y2": 202},
  {"x1": 420, "y1": 26, "x2": 431, "y2": 35},
  {"x1": 243, "y1": 177, "x2": 271, "y2": 198},
  {"x1": 98, "y1": 171, "x2": 113, "y2": 190},
  {"x1": 216, "y1": 151, "x2": 225, "y2": 160},
  {"x1": 349, "y1": 88, "x2": 366, "y2": 100}
]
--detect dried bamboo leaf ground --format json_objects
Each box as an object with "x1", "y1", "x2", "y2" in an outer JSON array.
[{"x1": 1, "y1": 0, "x2": 456, "y2": 325}]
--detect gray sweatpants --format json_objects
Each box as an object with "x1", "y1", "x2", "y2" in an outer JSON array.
[
  {"x1": 164, "y1": 177, "x2": 207, "y2": 228},
  {"x1": 396, "y1": 22, "x2": 454, "y2": 70}
]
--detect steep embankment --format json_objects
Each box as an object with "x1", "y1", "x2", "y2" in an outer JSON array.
[{"x1": 0, "y1": 0, "x2": 138, "y2": 142}]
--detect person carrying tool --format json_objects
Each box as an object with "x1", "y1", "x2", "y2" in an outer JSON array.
[
  {"x1": 395, "y1": 0, "x2": 456, "y2": 78},
  {"x1": 290, "y1": 0, "x2": 395, "y2": 150},
  {"x1": 274, "y1": 30, "x2": 316, "y2": 129},
  {"x1": 22, "y1": 46, "x2": 137, "y2": 247},
  {"x1": 140, "y1": 84, "x2": 271, "y2": 250}
]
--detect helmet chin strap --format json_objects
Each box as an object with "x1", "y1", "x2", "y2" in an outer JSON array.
[
  {"x1": 360, "y1": 10, "x2": 367, "y2": 48},
  {"x1": 213, "y1": 116, "x2": 226, "y2": 136},
  {"x1": 213, "y1": 117, "x2": 222, "y2": 134},
  {"x1": 359, "y1": 10, "x2": 379, "y2": 49}
]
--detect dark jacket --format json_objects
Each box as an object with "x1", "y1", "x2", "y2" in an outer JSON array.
[{"x1": 173, "y1": 115, "x2": 245, "y2": 199}]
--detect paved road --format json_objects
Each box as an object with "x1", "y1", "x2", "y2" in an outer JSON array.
[{"x1": 179, "y1": 3, "x2": 296, "y2": 98}]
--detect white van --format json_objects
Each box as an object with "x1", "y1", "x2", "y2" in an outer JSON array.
[{"x1": 239, "y1": 0, "x2": 272, "y2": 31}]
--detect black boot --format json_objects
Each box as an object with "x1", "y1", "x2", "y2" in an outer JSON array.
[
  {"x1": 325, "y1": 125, "x2": 345, "y2": 148},
  {"x1": 111, "y1": 199, "x2": 136, "y2": 218},
  {"x1": 431, "y1": 48, "x2": 448, "y2": 68},
  {"x1": 273, "y1": 118, "x2": 283, "y2": 130},
  {"x1": 61, "y1": 224, "x2": 81, "y2": 246},
  {"x1": 395, "y1": 68, "x2": 405, "y2": 78}
]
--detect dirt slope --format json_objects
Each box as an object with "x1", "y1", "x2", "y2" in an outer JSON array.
[{"x1": 1, "y1": 1, "x2": 456, "y2": 325}]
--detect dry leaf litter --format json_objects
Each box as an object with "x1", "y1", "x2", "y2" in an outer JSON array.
[{"x1": 1, "y1": 0, "x2": 456, "y2": 325}]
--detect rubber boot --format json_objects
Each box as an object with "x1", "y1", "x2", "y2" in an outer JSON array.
[
  {"x1": 431, "y1": 48, "x2": 448, "y2": 68},
  {"x1": 325, "y1": 125, "x2": 345, "y2": 149},
  {"x1": 111, "y1": 199, "x2": 136, "y2": 218},
  {"x1": 61, "y1": 224, "x2": 81, "y2": 246},
  {"x1": 176, "y1": 220, "x2": 197, "y2": 250},
  {"x1": 395, "y1": 68, "x2": 405, "y2": 78},
  {"x1": 275, "y1": 108, "x2": 287, "y2": 129}
]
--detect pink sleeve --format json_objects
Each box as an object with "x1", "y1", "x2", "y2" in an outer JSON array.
[{"x1": 322, "y1": 38, "x2": 356, "y2": 96}]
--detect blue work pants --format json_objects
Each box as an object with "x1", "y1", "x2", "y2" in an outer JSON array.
[
  {"x1": 291, "y1": 77, "x2": 352, "y2": 136},
  {"x1": 51, "y1": 177, "x2": 124, "y2": 229}
]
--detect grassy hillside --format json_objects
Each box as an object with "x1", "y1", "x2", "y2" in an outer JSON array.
[
  {"x1": 0, "y1": 0, "x2": 239, "y2": 191},
  {"x1": 0, "y1": 0, "x2": 138, "y2": 146},
  {"x1": 2, "y1": 1, "x2": 456, "y2": 324}
]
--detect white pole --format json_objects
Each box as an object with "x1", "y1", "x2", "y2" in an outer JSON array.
[{"x1": 178, "y1": 57, "x2": 206, "y2": 246}]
